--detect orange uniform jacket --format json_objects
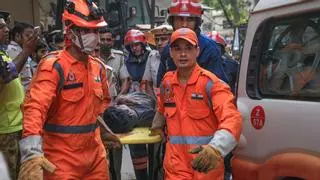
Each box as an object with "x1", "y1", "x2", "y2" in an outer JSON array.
[
  {"x1": 158, "y1": 64, "x2": 242, "y2": 180},
  {"x1": 22, "y1": 50, "x2": 111, "y2": 178}
]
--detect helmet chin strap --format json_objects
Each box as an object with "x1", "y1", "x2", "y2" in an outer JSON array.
[{"x1": 71, "y1": 29, "x2": 88, "y2": 54}]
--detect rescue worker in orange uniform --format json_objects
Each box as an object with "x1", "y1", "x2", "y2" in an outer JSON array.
[
  {"x1": 150, "y1": 28, "x2": 242, "y2": 180},
  {"x1": 18, "y1": 0, "x2": 117, "y2": 179}
]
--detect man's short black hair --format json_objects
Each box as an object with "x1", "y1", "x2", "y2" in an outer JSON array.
[
  {"x1": 99, "y1": 27, "x2": 116, "y2": 38},
  {"x1": 9, "y1": 22, "x2": 34, "y2": 41},
  {"x1": 36, "y1": 39, "x2": 48, "y2": 51}
]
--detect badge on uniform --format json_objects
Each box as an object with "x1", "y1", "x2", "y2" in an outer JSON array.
[
  {"x1": 94, "y1": 75, "x2": 101, "y2": 82},
  {"x1": 163, "y1": 81, "x2": 175, "y2": 107},
  {"x1": 191, "y1": 93, "x2": 204, "y2": 100},
  {"x1": 66, "y1": 71, "x2": 76, "y2": 82}
]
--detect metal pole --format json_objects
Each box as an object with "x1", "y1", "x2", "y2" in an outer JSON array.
[
  {"x1": 119, "y1": 0, "x2": 127, "y2": 35},
  {"x1": 139, "y1": 0, "x2": 146, "y2": 24},
  {"x1": 151, "y1": 0, "x2": 155, "y2": 28},
  {"x1": 56, "y1": 0, "x2": 65, "y2": 30}
]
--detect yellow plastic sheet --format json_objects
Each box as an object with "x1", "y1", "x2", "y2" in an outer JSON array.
[{"x1": 116, "y1": 127, "x2": 162, "y2": 144}]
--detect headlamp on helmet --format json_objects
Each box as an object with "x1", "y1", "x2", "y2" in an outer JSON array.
[{"x1": 63, "y1": 0, "x2": 107, "y2": 28}]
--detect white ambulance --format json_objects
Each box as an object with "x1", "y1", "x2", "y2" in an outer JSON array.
[{"x1": 233, "y1": 0, "x2": 320, "y2": 179}]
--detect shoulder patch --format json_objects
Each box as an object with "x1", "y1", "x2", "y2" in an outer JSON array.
[
  {"x1": 38, "y1": 51, "x2": 61, "y2": 71},
  {"x1": 163, "y1": 71, "x2": 175, "y2": 80}
]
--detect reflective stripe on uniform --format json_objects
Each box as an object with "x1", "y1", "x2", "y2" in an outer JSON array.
[
  {"x1": 205, "y1": 79, "x2": 213, "y2": 109},
  {"x1": 44, "y1": 123, "x2": 98, "y2": 134},
  {"x1": 169, "y1": 135, "x2": 213, "y2": 145}
]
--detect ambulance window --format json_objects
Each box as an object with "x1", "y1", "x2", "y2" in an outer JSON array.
[
  {"x1": 268, "y1": 25, "x2": 289, "y2": 50},
  {"x1": 259, "y1": 14, "x2": 320, "y2": 100}
]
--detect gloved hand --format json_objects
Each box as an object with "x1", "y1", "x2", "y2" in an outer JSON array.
[
  {"x1": 18, "y1": 156, "x2": 56, "y2": 180},
  {"x1": 189, "y1": 145, "x2": 222, "y2": 173}
]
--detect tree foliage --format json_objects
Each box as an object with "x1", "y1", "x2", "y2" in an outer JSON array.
[{"x1": 203, "y1": 0, "x2": 250, "y2": 27}]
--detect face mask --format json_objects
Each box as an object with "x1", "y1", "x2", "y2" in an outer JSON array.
[
  {"x1": 72, "y1": 30, "x2": 99, "y2": 54},
  {"x1": 100, "y1": 43, "x2": 111, "y2": 55}
]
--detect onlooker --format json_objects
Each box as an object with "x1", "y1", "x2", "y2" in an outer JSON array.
[
  {"x1": 0, "y1": 17, "x2": 37, "y2": 180},
  {"x1": 99, "y1": 28, "x2": 130, "y2": 97},
  {"x1": 96, "y1": 31, "x2": 127, "y2": 180},
  {"x1": 91, "y1": 45, "x2": 118, "y2": 99},
  {"x1": 0, "y1": 16, "x2": 9, "y2": 50},
  {"x1": 212, "y1": 33, "x2": 239, "y2": 94},
  {"x1": 30, "y1": 39, "x2": 49, "y2": 74},
  {"x1": 123, "y1": 29, "x2": 152, "y2": 180},
  {"x1": 0, "y1": 11, "x2": 11, "y2": 32},
  {"x1": 7, "y1": 22, "x2": 35, "y2": 90},
  {"x1": 143, "y1": 25, "x2": 173, "y2": 96}
]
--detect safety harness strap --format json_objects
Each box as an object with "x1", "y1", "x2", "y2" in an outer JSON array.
[{"x1": 53, "y1": 61, "x2": 64, "y2": 91}]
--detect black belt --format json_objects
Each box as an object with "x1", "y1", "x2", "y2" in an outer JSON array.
[{"x1": 44, "y1": 122, "x2": 98, "y2": 134}]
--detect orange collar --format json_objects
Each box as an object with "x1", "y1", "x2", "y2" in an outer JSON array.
[
  {"x1": 62, "y1": 49, "x2": 93, "y2": 65},
  {"x1": 172, "y1": 64, "x2": 201, "y2": 85},
  {"x1": 62, "y1": 50, "x2": 79, "y2": 64}
]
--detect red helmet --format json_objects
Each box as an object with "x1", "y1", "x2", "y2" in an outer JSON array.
[
  {"x1": 63, "y1": 0, "x2": 107, "y2": 28},
  {"x1": 168, "y1": 0, "x2": 203, "y2": 17},
  {"x1": 211, "y1": 32, "x2": 226, "y2": 47},
  {"x1": 124, "y1": 29, "x2": 146, "y2": 47}
]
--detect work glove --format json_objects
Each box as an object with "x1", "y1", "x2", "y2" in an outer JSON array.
[
  {"x1": 189, "y1": 145, "x2": 222, "y2": 173},
  {"x1": 18, "y1": 156, "x2": 56, "y2": 180}
]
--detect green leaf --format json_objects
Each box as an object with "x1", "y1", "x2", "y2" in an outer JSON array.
[{"x1": 203, "y1": 0, "x2": 250, "y2": 27}]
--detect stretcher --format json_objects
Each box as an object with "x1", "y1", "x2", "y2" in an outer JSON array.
[
  {"x1": 116, "y1": 127, "x2": 162, "y2": 180},
  {"x1": 116, "y1": 127, "x2": 162, "y2": 144}
]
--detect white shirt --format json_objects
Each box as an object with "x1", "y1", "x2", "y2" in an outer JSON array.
[{"x1": 142, "y1": 50, "x2": 161, "y2": 92}]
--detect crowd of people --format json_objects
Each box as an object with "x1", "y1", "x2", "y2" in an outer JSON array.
[{"x1": 0, "y1": 0, "x2": 242, "y2": 180}]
